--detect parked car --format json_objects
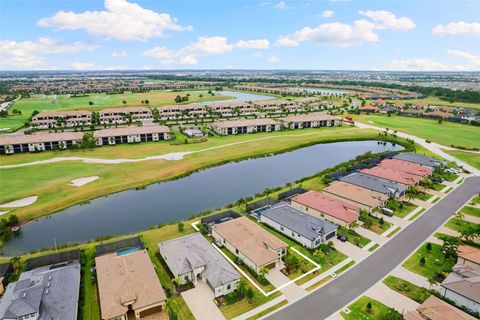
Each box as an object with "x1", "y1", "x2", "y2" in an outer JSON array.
[
  {"x1": 381, "y1": 207, "x2": 394, "y2": 217},
  {"x1": 337, "y1": 234, "x2": 348, "y2": 242}
]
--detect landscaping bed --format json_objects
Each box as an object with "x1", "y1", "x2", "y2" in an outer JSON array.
[
  {"x1": 386, "y1": 199, "x2": 417, "y2": 218},
  {"x1": 359, "y1": 213, "x2": 392, "y2": 235},
  {"x1": 383, "y1": 276, "x2": 431, "y2": 303}
]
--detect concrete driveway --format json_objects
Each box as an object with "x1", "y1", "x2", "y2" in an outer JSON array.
[
  {"x1": 266, "y1": 269, "x2": 306, "y2": 302},
  {"x1": 181, "y1": 281, "x2": 225, "y2": 320},
  {"x1": 366, "y1": 282, "x2": 419, "y2": 314},
  {"x1": 332, "y1": 238, "x2": 369, "y2": 262}
]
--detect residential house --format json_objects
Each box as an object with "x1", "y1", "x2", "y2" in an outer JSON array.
[
  {"x1": 260, "y1": 204, "x2": 337, "y2": 249},
  {"x1": 0, "y1": 262, "x2": 12, "y2": 295},
  {"x1": 31, "y1": 110, "x2": 92, "y2": 128},
  {"x1": 361, "y1": 166, "x2": 422, "y2": 186},
  {"x1": 0, "y1": 131, "x2": 83, "y2": 154},
  {"x1": 359, "y1": 105, "x2": 380, "y2": 113},
  {"x1": 279, "y1": 113, "x2": 340, "y2": 129},
  {"x1": 340, "y1": 172, "x2": 406, "y2": 198},
  {"x1": 322, "y1": 181, "x2": 388, "y2": 213},
  {"x1": 0, "y1": 257, "x2": 80, "y2": 320},
  {"x1": 423, "y1": 110, "x2": 452, "y2": 120},
  {"x1": 211, "y1": 118, "x2": 280, "y2": 135},
  {"x1": 393, "y1": 152, "x2": 447, "y2": 168},
  {"x1": 93, "y1": 125, "x2": 171, "y2": 146},
  {"x1": 99, "y1": 107, "x2": 152, "y2": 124},
  {"x1": 457, "y1": 245, "x2": 480, "y2": 271},
  {"x1": 439, "y1": 263, "x2": 480, "y2": 313},
  {"x1": 404, "y1": 295, "x2": 475, "y2": 320},
  {"x1": 399, "y1": 108, "x2": 423, "y2": 117},
  {"x1": 211, "y1": 217, "x2": 288, "y2": 273},
  {"x1": 95, "y1": 248, "x2": 167, "y2": 320},
  {"x1": 378, "y1": 159, "x2": 433, "y2": 177},
  {"x1": 291, "y1": 191, "x2": 360, "y2": 228},
  {"x1": 159, "y1": 233, "x2": 241, "y2": 298},
  {"x1": 379, "y1": 106, "x2": 399, "y2": 115}
]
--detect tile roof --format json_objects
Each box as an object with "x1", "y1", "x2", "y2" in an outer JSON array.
[
  {"x1": 393, "y1": 152, "x2": 447, "y2": 168},
  {"x1": 323, "y1": 181, "x2": 388, "y2": 208},
  {"x1": 292, "y1": 191, "x2": 360, "y2": 224},
  {"x1": 262, "y1": 204, "x2": 337, "y2": 240},
  {"x1": 378, "y1": 159, "x2": 433, "y2": 177},
  {"x1": 360, "y1": 166, "x2": 421, "y2": 186},
  {"x1": 32, "y1": 110, "x2": 91, "y2": 118},
  {"x1": 280, "y1": 113, "x2": 339, "y2": 123},
  {"x1": 441, "y1": 263, "x2": 480, "y2": 304},
  {"x1": 100, "y1": 107, "x2": 151, "y2": 114},
  {"x1": 0, "y1": 132, "x2": 84, "y2": 145},
  {"x1": 212, "y1": 118, "x2": 278, "y2": 129},
  {"x1": 93, "y1": 125, "x2": 170, "y2": 138},
  {"x1": 95, "y1": 249, "x2": 167, "y2": 319},
  {"x1": 340, "y1": 172, "x2": 406, "y2": 196},
  {"x1": 212, "y1": 217, "x2": 288, "y2": 267},
  {"x1": 458, "y1": 245, "x2": 480, "y2": 266},
  {"x1": 159, "y1": 233, "x2": 240, "y2": 288},
  {"x1": 404, "y1": 295, "x2": 476, "y2": 320}
]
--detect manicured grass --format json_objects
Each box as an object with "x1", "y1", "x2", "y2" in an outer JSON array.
[
  {"x1": 338, "y1": 227, "x2": 371, "y2": 248},
  {"x1": 245, "y1": 299, "x2": 288, "y2": 320},
  {"x1": 387, "y1": 200, "x2": 418, "y2": 218},
  {"x1": 335, "y1": 260, "x2": 355, "y2": 275},
  {"x1": 380, "y1": 96, "x2": 480, "y2": 110},
  {"x1": 360, "y1": 214, "x2": 392, "y2": 235},
  {"x1": 80, "y1": 248, "x2": 101, "y2": 320},
  {"x1": 461, "y1": 206, "x2": 480, "y2": 218},
  {"x1": 444, "y1": 149, "x2": 480, "y2": 170},
  {"x1": 402, "y1": 242, "x2": 455, "y2": 280},
  {"x1": 408, "y1": 208, "x2": 426, "y2": 221},
  {"x1": 284, "y1": 250, "x2": 316, "y2": 280},
  {"x1": 0, "y1": 127, "x2": 379, "y2": 222},
  {"x1": 445, "y1": 218, "x2": 476, "y2": 234},
  {"x1": 387, "y1": 226, "x2": 401, "y2": 238},
  {"x1": 431, "y1": 183, "x2": 446, "y2": 191},
  {"x1": 353, "y1": 114, "x2": 480, "y2": 149},
  {"x1": 383, "y1": 276, "x2": 431, "y2": 303},
  {"x1": 413, "y1": 192, "x2": 432, "y2": 202},
  {"x1": 305, "y1": 275, "x2": 332, "y2": 292},
  {"x1": 341, "y1": 296, "x2": 402, "y2": 320},
  {"x1": 0, "y1": 115, "x2": 26, "y2": 132},
  {"x1": 444, "y1": 187, "x2": 453, "y2": 194}
]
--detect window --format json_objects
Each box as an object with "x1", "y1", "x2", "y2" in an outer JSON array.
[
  {"x1": 184, "y1": 275, "x2": 189, "y2": 281},
  {"x1": 236, "y1": 249, "x2": 239, "y2": 254},
  {"x1": 227, "y1": 284, "x2": 231, "y2": 290},
  {"x1": 280, "y1": 226, "x2": 284, "y2": 231}
]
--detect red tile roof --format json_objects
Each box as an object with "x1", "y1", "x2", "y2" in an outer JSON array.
[
  {"x1": 458, "y1": 245, "x2": 480, "y2": 266},
  {"x1": 361, "y1": 166, "x2": 421, "y2": 186},
  {"x1": 291, "y1": 191, "x2": 360, "y2": 224},
  {"x1": 378, "y1": 159, "x2": 433, "y2": 177}
]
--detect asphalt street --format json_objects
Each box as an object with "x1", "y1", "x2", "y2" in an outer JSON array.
[{"x1": 267, "y1": 176, "x2": 480, "y2": 320}]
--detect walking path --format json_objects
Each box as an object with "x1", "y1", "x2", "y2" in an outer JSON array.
[{"x1": 366, "y1": 282, "x2": 419, "y2": 314}]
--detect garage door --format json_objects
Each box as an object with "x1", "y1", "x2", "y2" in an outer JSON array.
[
  {"x1": 265, "y1": 261, "x2": 276, "y2": 269},
  {"x1": 139, "y1": 305, "x2": 163, "y2": 318}
]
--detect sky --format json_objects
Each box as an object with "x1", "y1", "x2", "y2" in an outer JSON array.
[{"x1": 1, "y1": 0, "x2": 479, "y2": 71}]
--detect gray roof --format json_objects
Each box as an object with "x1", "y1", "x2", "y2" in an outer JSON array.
[
  {"x1": 441, "y1": 263, "x2": 480, "y2": 303},
  {"x1": 340, "y1": 172, "x2": 406, "y2": 196},
  {"x1": 159, "y1": 233, "x2": 240, "y2": 288},
  {"x1": 262, "y1": 204, "x2": 337, "y2": 241},
  {"x1": 393, "y1": 152, "x2": 447, "y2": 167},
  {"x1": 0, "y1": 262, "x2": 81, "y2": 320}
]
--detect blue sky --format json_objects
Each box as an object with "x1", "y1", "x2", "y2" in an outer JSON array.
[{"x1": 1, "y1": 0, "x2": 479, "y2": 71}]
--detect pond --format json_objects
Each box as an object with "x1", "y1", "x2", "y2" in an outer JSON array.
[
  {"x1": 288, "y1": 87, "x2": 347, "y2": 96},
  {"x1": 2, "y1": 141, "x2": 403, "y2": 255},
  {"x1": 196, "y1": 90, "x2": 275, "y2": 105}
]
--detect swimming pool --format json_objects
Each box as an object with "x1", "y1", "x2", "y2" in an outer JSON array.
[{"x1": 116, "y1": 247, "x2": 140, "y2": 256}]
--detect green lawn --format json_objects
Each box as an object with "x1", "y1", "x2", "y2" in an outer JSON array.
[
  {"x1": 79, "y1": 248, "x2": 101, "y2": 320},
  {"x1": 445, "y1": 218, "x2": 477, "y2": 234},
  {"x1": 408, "y1": 208, "x2": 426, "y2": 221},
  {"x1": 470, "y1": 195, "x2": 480, "y2": 206},
  {"x1": 338, "y1": 227, "x2": 372, "y2": 248},
  {"x1": 0, "y1": 115, "x2": 26, "y2": 132},
  {"x1": 413, "y1": 192, "x2": 433, "y2": 202},
  {"x1": 386, "y1": 227, "x2": 401, "y2": 238},
  {"x1": 341, "y1": 296, "x2": 402, "y2": 320},
  {"x1": 383, "y1": 276, "x2": 431, "y2": 303},
  {"x1": 461, "y1": 206, "x2": 480, "y2": 218},
  {"x1": 444, "y1": 149, "x2": 480, "y2": 170},
  {"x1": 380, "y1": 96, "x2": 480, "y2": 110},
  {"x1": 360, "y1": 214, "x2": 392, "y2": 235},
  {"x1": 386, "y1": 199, "x2": 418, "y2": 218},
  {"x1": 245, "y1": 299, "x2": 288, "y2": 320},
  {"x1": 402, "y1": 242, "x2": 455, "y2": 280},
  {"x1": 284, "y1": 250, "x2": 316, "y2": 280},
  {"x1": 353, "y1": 114, "x2": 480, "y2": 149}
]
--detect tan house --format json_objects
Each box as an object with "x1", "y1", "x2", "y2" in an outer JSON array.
[
  {"x1": 457, "y1": 245, "x2": 480, "y2": 271},
  {"x1": 291, "y1": 191, "x2": 360, "y2": 228},
  {"x1": 95, "y1": 249, "x2": 167, "y2": 320},
  {"x1": 31, "y1": 110, "x2": 92, "y2": 128},
  {"x1": 211, "y1": 217, "x2": 288, "y2": 273},
  {"x1": 405, "y1": 295, "x2": 475, "y2": 320},
  {"x1": 100, "y1": 107, "x2": 152, "y2": 124},
  {"x1": 93, "y1": 125, "x2": 171, "y2": 146},
  {"x1": 322, "y1": 181, "x2": 388, "y2": 212},
  {"x1": 280, "y1": 113, "x2": 340, "y2": 129},
  {"x1": 211, "y1": 118, "x2": 281, "y2": 135},
  {"x1": 0, "y1": 131, "x2": 83, "y2": 154}
]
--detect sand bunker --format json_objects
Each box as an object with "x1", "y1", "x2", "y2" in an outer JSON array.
[
  {"x1": 0, "y1": 196, "x2": 38, "y2": 208},
  {"x1": 70, "y1": 176, "x2": 99, "y2": 187}
]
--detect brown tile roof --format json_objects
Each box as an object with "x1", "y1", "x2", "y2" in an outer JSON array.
[
  {"x1": 33, "y1": 110, "x2": 91, "y2": 118},
  {"x1": 100, "y1": 107, "x2": 151, "y2": 114},
  {"x1": 378, "y1": 159, "x2": 434, "y2": 177},
  {"x1": 93, "y1": 125, "x2": 170, "y2": 138},
  {"x1": 458, "y1": 245, "x2": 480, "y2": 266},
  {"x1": 0, "y1": 132, "x2": 84, "y2": 145},
  {"x1": 212, "y1": 217, "x2": 287, "y2": 267},
  {"x1": 212, "y1": 118, "x2": 278, "y2": 129},
  {"x1": 413, "y1": 295, "x2": 476, "y2": 320},
  {"x1": 361, "y1": 166, "x2": 421, "y2": 186},
  {"x1": 359, "y1": 105, "x2": 379, "y2": 111},
  {"x1": 425, "y1": 110, "x2": 452, "y2": 118},
  {"x1": 291, "y1": 191, "x2": 360, "y2": 223},
  {"x1": 323, "y1": 181, "x2": 388, "y2": 208},
  {"x1": 280, "y1": 113, "x2": 339, "y2": 123},
  {"x1": 95, "y1": 249, "x2": 166, "y2": 319}
]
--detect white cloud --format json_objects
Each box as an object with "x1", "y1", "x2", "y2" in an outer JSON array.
[
  {"x1": 433, "y1": 21, "x2": 480, "y2": 37},
  {"x1": 144, "y1": 36, "x2": 269, "y2": 65},
  {"x1": 252, "y1": 52, "x2": 264, "y2": 59},
  {"x1": 0, "y1": 37, "x2": 98, "y2": 70},
  {"x1": 273, "y1": 1, "x2": 289, "y2": 9},
  {"x1": 268, "y1": 55, "x2": 281, "y2": 63},
  {"x1": 447, "y1": 49, "x2": 480, "y2": 66},
  {"x1": 259, "y1": 2, "x2": 271, "y2": 7},
  {"x1": 321, "y1": 10, "x2": 334, "y2": 18},
  {"x1": 359, "y1": 10, "x2": 415, "y2": 30},
  {"x1": 37, "y1": 0, "x2": 192, "y2": 41},
  {"x1": 70, "y1": 62, "x2": 127, "y2": 70},
  {"x1": 383, "y1": 50, "x2": 480, "y2": 71},
  {"x1": 112, "y1": 50, "x2": 128, "y2": 57},
  {"x1": 277, "y1": 10, "x2": 414, "y2": 48}
]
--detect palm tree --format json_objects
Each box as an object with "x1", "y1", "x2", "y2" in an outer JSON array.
[{"x1": 171, "y1": 277, "x2": 181, "y2": 295}]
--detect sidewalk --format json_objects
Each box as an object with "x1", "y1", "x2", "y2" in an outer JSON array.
[
  {"x1": 366, "y1": 282, "x2": 419, "y2": 314},
  {"x1": 232, "y1": 296, "x2": 286, "y2": 320}
]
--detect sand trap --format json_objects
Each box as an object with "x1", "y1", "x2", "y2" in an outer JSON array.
[
  {"x1": 0, "y1": 195, "x2": 38, "y2": 208},
  {"x1": 70, "y1": 176, "x2": 99, "y2": 187},
  {"x1": 0, "y1": 211, "x2": 9, "y2": 216}
]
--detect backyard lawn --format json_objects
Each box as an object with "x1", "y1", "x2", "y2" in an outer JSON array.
[
  {"x1": 341, "y1": 296, "x2": 402, "y2": 320},
  {"x1": 403, "y1": 242, "x2": 455, "y2": 280},
  {"x1": 383, "y1": 276, "x2": 431, "y2": 303},
  {"x1": 352, "y1": 114, "x2": 480, "y2": 149}
]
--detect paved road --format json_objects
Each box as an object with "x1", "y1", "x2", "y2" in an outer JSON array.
[{"x1": 267, "y1": 176, "x2": 480, "y2": 320}]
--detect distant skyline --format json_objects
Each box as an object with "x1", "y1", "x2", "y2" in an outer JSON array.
[{"x1": 1, "y1": 0, "x2": 479, "y2": 71}]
